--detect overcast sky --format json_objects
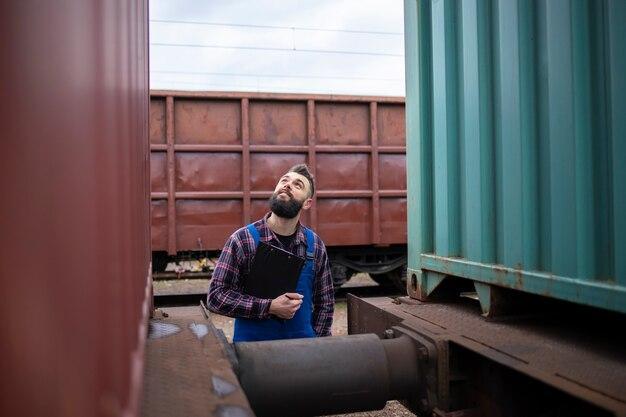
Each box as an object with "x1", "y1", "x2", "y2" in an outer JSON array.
[{"x1": 149, "y1": 0, "x2": 405, "y2": 96}]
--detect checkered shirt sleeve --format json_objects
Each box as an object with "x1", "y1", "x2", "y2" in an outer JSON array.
[
  {"x1": 206, "y1": 231, "x2": 272, "y2": 319},
  {"x1": 311, "y1": 238, "x2": 334, "y2": 337}
]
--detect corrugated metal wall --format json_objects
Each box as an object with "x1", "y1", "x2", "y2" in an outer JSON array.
[
  {"x1": 404, "y1": 0, "x2": 625, "y2": 313},
  {"x1": 149, "y1": 91, "x2": 407, "y2": 254},
  {"x1": 0, "y1": 1, "x2": 150, "y2": 416}
]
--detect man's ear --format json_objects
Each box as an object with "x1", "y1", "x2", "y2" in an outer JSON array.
[{"x1": 302, "y1": 198, "x2": 313, "y2": 210}]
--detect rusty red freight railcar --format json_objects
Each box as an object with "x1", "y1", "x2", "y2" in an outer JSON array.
[
  {"x1": 0, "y1": 1, "x2": 150, "y2": 417},
  {"x1": 149, "y1": 91, "x2": 407, "y2": 287}
]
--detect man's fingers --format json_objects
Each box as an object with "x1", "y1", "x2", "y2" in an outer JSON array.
[
  {"x1": 271, "y1": 294, "x2": 303, "y2": 319},
  {"x1": 280, "y1": 299, "x2": 301, "y2": 307},
  {"x1": 284, "y1": 292, "x2": 303, "y2": 300},
  {"x1": 288, "y1": 301, "x2": 302, "y2": 312},
  {"x1": 270, "y1": 294, "x2": 304, "y2": 319}
]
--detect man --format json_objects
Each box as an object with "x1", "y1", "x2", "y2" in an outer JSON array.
[{"x1": 207, "y1": 164, "x2": 334, "y2": 342}]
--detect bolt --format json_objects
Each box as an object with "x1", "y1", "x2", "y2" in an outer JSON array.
[{"x1": 384, "y1": 329, "x2": 395, "y2": 339}]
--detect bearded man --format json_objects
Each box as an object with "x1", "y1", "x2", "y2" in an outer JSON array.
[{"x1": 207, "y1": 164, "x2": 334, "y2": 342}]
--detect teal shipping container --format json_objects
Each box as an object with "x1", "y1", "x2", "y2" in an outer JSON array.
[{"x1": 404, "y1": 0, "x2": 626, "y2": 315}]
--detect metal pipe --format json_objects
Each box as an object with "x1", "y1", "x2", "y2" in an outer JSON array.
[{"x1": 234, "y1": 333, "x2": 420, "y2": 417}]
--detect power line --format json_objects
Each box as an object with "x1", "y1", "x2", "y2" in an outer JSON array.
[
  {"x1": 150, "y1": 18, "x2": 403, "y2": 36},
  {"x1": 150, "y1": 79, "x2": 404, "y2": 95},
  {"x1": 151, "y1": 69, "x2": 402, "y2": 82},
  {"x1": 150, "y1": 42, "x2": 403, "y2": 58}
]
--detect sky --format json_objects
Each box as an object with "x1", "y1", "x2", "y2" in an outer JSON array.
[{"x1": 149, "y1": 0, "x2": 405, "y2": 96}]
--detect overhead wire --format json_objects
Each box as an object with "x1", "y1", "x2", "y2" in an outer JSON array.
[
  {"x1": 151, "y1": 70, "x2": 402, "y2": 82},
  {"x1": 150, "y1": 18, "x2": 403, "y2": 36},
  {"x1": 150, "y1": 42, "x2": 403, "y2": 57}
]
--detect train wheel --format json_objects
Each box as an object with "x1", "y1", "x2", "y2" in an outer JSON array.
[
  {"x1": 370, "y1": 265, "x2": 407, "y2": 291},
  {"x1": 331, "y1": 263, "x2": 350, "y2": 289}
]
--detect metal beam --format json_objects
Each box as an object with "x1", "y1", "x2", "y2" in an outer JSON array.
[{"x1": 421, "y1": 254, "x2": 626, "y2": 314}]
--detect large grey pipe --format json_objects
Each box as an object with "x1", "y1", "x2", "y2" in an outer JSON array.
[{"x1": 234, "y1": 334, "x2": 420, "y2": 417}]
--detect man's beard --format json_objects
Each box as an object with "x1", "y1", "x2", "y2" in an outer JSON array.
[{"x1": 269, "y1": 191, "x2": 303, "y2": 219}]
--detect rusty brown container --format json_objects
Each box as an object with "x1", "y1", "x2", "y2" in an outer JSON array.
[
  {"x1": 149, "y1": 91, "x2": 406, "y2": 260},
  {"x1": 0, "y1": 2, "x2": 150, "y2": 417}
]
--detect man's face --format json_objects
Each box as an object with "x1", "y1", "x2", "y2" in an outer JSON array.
[{"x1": 269, "y1": 172, "x2": 313, "y2": 219}]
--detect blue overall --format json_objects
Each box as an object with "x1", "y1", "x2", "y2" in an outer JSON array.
[{"x1": 233, "y1": 224, "x2": 317, "y2": 342}]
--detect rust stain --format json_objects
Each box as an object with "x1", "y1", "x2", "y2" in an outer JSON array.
[
  {"x1": 514, "y1": 270, "x2": 524, "y2": 290},
  {"x1": 491, "y1": 264, "x2": 508, "y2": 286}
]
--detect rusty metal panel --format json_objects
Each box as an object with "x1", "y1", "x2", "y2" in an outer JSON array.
[
  {"x1": 380, "y1": 198, "x2": 407, "y2": 244},
  {"x1": 316, "y1": 102, "x2": 371, "y2": 145},
  {"x1": 316, "y1": 154, "x2": 371, "y2": 190},
  {"x1": 150, "y1": 98, "x2": 166, "y2": 144},
  {"x1": 377, "y1": 104, "x2": 406, "y2": 146},
  {"x1": 150, "y1": 152, "x2": 167, "y2": 193},
  {"x1": 152, "y1": 200, "x2": 169, "y2": 251},
  {"x1": 174, "y1": 99, "x2": 241, "y2": 144},
  {"x1": 404, "y1": 0, "x2": 626, "y2": 313},
  {"x1": 0, "y1": 1, "x2": 150, "y2": 417},
  {"x1": 378, "y1": 155, "x2": 407, "y2": 190},
  {"x1": 249, "y1": 101, "x2": 307, "y2": 145},
  {"x1": 317, "y1": 199, "x2": 372, "y2": 246},
  {"x1": 176, "y1": 153, "x2": 242, "y2": 192},
  {"x1": 176, "y1": 200, "x2": 243, "y2": 250},
  {"x1": 150, "y1": 92, "x2": 406, "y2": 253}
]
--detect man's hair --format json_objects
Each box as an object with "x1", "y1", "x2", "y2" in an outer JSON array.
[{"x1": 288, "y1": 164, "x2": 315, "y2": 197}]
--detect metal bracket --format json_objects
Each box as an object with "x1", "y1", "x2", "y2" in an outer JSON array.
[
  {"x1": 407, "y1": 269, "x2": 447, "y2": 300},
  {"x1": 389, "y1": 325, "x2": 442, "y2": 415}
]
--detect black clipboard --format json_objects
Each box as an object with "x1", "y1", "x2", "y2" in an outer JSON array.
[{"x1": 243, "y1": 241, "x2": 305, "y2": 299}]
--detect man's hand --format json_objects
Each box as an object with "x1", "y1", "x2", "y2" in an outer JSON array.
[{"x1": 269, "y1": 293, "x2": 303, "y2": 319}]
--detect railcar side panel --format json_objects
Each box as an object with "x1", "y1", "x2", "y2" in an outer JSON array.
[
  {"x1": 0, "y1": 1, "x2": 150, "y2": 416},
  {"x1": 149, "y1": 92, "x2": 407, "y2": 254}
]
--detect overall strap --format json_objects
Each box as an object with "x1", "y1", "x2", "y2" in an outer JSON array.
[
  {"x1": 246, "y1": 223, "x2": 260, "y2": 246},
  {"x1": 304, "y1": 227, "x2": 315, "y2": 260}
]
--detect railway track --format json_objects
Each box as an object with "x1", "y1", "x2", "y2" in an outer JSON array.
[{"x1": 153, "y1": 279, "x2": 404, "y2": 308}]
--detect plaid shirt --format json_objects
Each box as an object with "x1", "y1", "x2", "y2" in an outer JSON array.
[{"x1": 207, "y1": 213, "x2": 334, "y2": 336}]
